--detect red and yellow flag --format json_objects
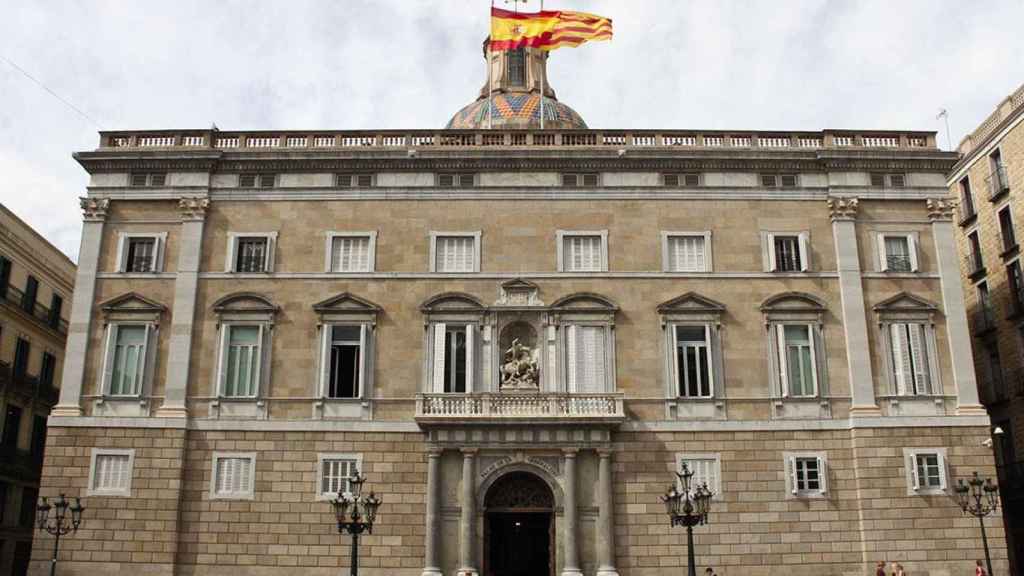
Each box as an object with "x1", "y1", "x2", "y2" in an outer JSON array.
[{"x1": 490, "y1": 7, "x2": 612, "y2": 52}]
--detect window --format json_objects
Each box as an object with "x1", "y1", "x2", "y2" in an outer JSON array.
[
  {"x1": 785, "y1": 453, "x2": 827, "y2": 497},
  {"x1": 676, "y1": 454, "x2": 721, "y2": 495},
  {"x1": 507, "y1": 48, "x2": 526, "y2": 86},
  {"x1": 870, "y1": 173, "x2": 906, "y2": 187},
  {"x1": 986, "y1": 346, "x2": 1005, "y2": 401},
  {"x1": 336, "y1": 173, "x2": 374, "y2": 187},
  {"x1": 48, "y1": 294, "x2": 62, "y2": 329},
  {"x1": 103, "y1": 324, "x2": 149, "y2": 397},
  {"x1": 1, "y1": 404, "x2": 21, "y2": 450},
  {"x1": 0, "y1": 255, "x2": 11, "y2": 299},
  {"x1": 978, "y1": 282, "x2": 995, "y2": 330},
  {"x1": 1009, "y1": 261, "x2": 1024, "y2": 314},
  {"x1": 761, "y1": 173, "x2": 798, "y2": 188},
  {"x1": 561, "y1": 173, "x2": 600, "y2": 187},
  {"x1": 776, "y1": 324, "x2": 817, "y2": 397},
  {"x1": 130, "y1": 173, "x2": 166, "y2": 187},
  {"x1": 431, "y1": 233, "x2": 480, "y2": 273},
  {"x1": 87, "y1": 449, "x2": 134, "y2": 496},
  {"x1": 117, "y1": 234, "x2": 166, "y2": 273},
  {"x1": 888, "y1": 323, "x2": 933, "y2": 395},
  {"x1": 31, "y1": 415, "x2": 46, "y2": 459},
  {"x1": 558, "y1": 231, "x2": 608, "y2": 272},
  {"x1": 443, "y1": 325, "x2": 469, "y2": 393},
  {"x1": 877, "y1": 234, "x2": 918, "y2": 272},
  {"x1": 437, "y1": 173, "x2": 476, "y2": 188},
  {"x1": 317, "y1": 454, "x2": 362, "y2": 499},
  {"x1": 565, "y1": 324, "x2": 609, "y2": 393},
  {"x1": 959, "y1": 176, "x2": 975, "y2": 220},
  {"x1": 663, "y1": 173, "x2": 700, "y2": 187},
  {"x1": 39, "y1": 352, "x2": 56, "y2": 388},
  {"x1": 13, "y1": 338, "x2": 29, "y2": 379},
  {"x1": 227, "y1": 233, "x2": 277, "y2": 273},
  {"x1": 210, "y1": 453, "x2": 256, "y2": 499},
  {"x1": 19, "y1": 487, "x2": 37, "y2": 527},
  {"x1": 663, "y1": 233, "x2": 711, "y2": 272},
  {"x1": 238, "y1": 173, "x2": 276, "y2": 188},
  {"x1": 967, "y1": 232, "x2": 984, "y2": 275},
  {"x1": 21, "y1": 275, "x2": 38, "y2": 313},
  {"x1": 765, "y1": 233, "x2": 809, "y2": 272},
  {"x1": 999, "y1": 207, "x2": 1017, "y2": 252},
  {"x1": 327, "y1": 233, "x2": 375, "y2": 272},
  {"x1": 219, "y1": 325, "x2": 263, "y2": 398},
  {"x1": 324, "y1": 326, "x2": 364, "y2": 399},
  {"x1": 989, "y1": 149, "x2": 1009, "y2": 198},
  {"x1": 903, "y1": 448, "x2": 948, "y2": 495},
  {"x1": 674, "y1": 325, "x2": 712, "y2": 398}
]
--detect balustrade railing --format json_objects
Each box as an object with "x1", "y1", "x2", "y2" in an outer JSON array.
[
  {"x1": 987, "y1": 165, "x2": 1010, "y2": 199},
  {"x1": 2, "y1": 284, "x2": 67, "y2": 335},
  {"x1": 416, "y1": 392, "x2": 624, "y2": 420}
]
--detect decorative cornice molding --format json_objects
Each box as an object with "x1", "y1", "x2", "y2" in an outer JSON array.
[
  {"x1": 827, "y1": 196, "x2": 859, "y2": 221},
  {"x1": 80, "y1": 197, "x2": 110, "y2": 221},
  {"x1": 178, "y1": 196, "x2": 210, "y2": 221},
  {"x1": 926, "y1": 198, "x2": 957, "y2": 222}
]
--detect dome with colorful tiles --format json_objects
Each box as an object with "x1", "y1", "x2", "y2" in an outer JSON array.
[{"x1": 446, "y1": 93, "x2": 587, "y2": 130}]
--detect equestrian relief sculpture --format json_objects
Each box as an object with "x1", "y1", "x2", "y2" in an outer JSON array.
[{"x1": 501, "y1": 338, "x2": 540, "y2": 388}]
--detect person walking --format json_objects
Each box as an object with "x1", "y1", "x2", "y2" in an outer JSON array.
[
  {"x1": 875, "y1": 561, "x2": 887, "y2": 576},
  {"x1": 892, "y1": 563, "x2": 906, "y2": 576},
  {"x1": 975, "y1": 559, "x2": 988, "y2": 576}
]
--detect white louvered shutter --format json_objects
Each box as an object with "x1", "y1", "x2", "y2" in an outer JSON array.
[
  {"x1": 320, "y1": 325, "x2": 332, "y2": 396},
  {"x1": 776, "y1": 325, "x2": 789, "y2": 397},
  {"x1": 891, "y1": 324, "x2": 912, "y2": 395},
  {"x1": 766, "y1": 234, "x2": 777, "y2": 272},
  {"x1": 908, "y1": 323, "x2": 930, "y2": 394},
  {"x1": 908, "y1": 235, "x2": 919, "y2": 272},
  {"x1": 332, "y1": 236, "x2": 370, "y2": 272},
  {"x1": 910, "y1": 453, "x2": 921, "y2": 491},
  {"x1": 358, "y1": 324, "x2": 369, "y2": 398},
  {"x1": 566, "y1": 325, "x2": 578, "y2": 392},
  {"x1": 102, "y1": 325, "x2": 117, "y2": 394},
  {"x1": 877, "y1": 234, "x2": 889, "y2": 272},
  {"x1": 670, "y1": 236, "x2": 705, "y2": 272},
  {"x1": 798, "y1": 232, "x2": 810, "y2": 271},
  {"x1": 432, "y1": 324, "x2": 446, "y2": 392},
  {"x1": 465, "y1": 324, "x2": 475, "y2": 393},
  {"x1": 788, "y1": 456, "x2": 797, "y2": 494},
  {"x1": 578, "y1": 326, "x2": 606, "y2": 393},
  {"x1": 437, "y1": 237, "x2": 474, "y2": 272},
  {"x1": 817, "y1": 457, "x2": 827, "y2": 494}
]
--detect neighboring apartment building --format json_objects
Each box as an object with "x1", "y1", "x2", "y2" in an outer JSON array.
[
  {"x1": 0, "y1": 203, "x2": 74, "y2": 576},
  {"x1": 31, "y1": 45, "x2": 1009, "y2": 576},
  {"x1": 949, "y1": 81, "x2": 1024, "y2": 574}
]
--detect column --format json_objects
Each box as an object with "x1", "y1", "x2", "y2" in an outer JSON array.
[
  {"x1": 928, "y1": 199, "x2": 986, "y2": 415},
  {"x1": 53, "y1": 198, "x2": 109, "y2": 417},
  {"x1": 596, "y1": 449, "x2": 619, "y2": 576},
  {"x1": 458, "y1": 448, "x2": 479, "y2": 576},
  {"x1": 421, "y1": 448, "x2": 443, "y2": 576},
  {"x1": 827, "y1": 197, "x2": 881, "y2": 416},
  {"x1": 561, "y1": 449, "x2": 582, "y2": 576},
  {"x1": 155, "y1": 197, "x2": 209, "y2": 417}
]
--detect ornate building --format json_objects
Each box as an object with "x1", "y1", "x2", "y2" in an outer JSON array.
[
  {"x1": 948, "y1": 81, "x2": 1024, "y2": 573},
  {"x1": 0, "y1": 203, "x2": 74, "y2": 575},
  {"x1": 31, "y1": 44, "x2": 1009, "y2": 576}
]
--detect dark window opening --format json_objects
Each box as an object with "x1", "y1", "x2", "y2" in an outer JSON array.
[
  {"x1": 328, "y1": 326, "x2": 361, "y2": 399},
  {"x1": 444, "y1": 328, "x2": 467, "y2": 393}
]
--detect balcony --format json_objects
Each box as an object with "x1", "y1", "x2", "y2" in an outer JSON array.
[
  {"x1": 987, "y1": 165, "x2": 1010, "y2": 201},
  {"x1": 974, "y1": 307, "x2": 998, "y2": 335},
  {"x1": 0, "y1": 362, "x2": 59, "y2": 406},
  {"x1": 415, "y1": 392, "x2": 625, "y2": 426},
  {"x1": 966, "y1": 252, "x2": 987, "y2": 280},
  {"x1": 1, "y1": 284, "x2": 68, "y2": 336},
  {"x1": 885, "y1": 254, "x2": 913, "y2": 272}
]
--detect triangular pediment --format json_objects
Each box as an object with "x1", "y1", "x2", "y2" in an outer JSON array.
[
  {"x1": 550, "y1": 292, "x2": 618, "y2": 311},
  {"x1": 872, "y1": 292, "x2": 938, "y2": 312},
  {"x1": 760, "y1": 291, "x2": 827, "y2": 312},
  {"x1": 212, "y1": 292, "x2": 278, "y2": 314},
  {"x1": 99, "y1": 292, "x2": 166, "y2": 313},
  {"x1": 421, "y1": 292, "x2": 485, "y2": 312},
  {"x1": 502, "y1": 278, "x2": 539, "y2": 292},
  {"x1": 657, "y1": 292, "x2": 726, "y2": 314},
  {"x1": 313, "y1": 292, "x2": 381, "y2": 313}
]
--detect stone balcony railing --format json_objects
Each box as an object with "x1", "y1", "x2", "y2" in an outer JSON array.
[
  {"x1": 414, "y1": 392, "x2": 625, "y2": 425},
  {"x1": 95, "y1": 129, "x2": 937, "y2": 152}
]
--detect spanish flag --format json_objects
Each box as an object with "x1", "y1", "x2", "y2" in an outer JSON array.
[{"x1": 490, "y1": 7, "x2": 612, "y2": 52}]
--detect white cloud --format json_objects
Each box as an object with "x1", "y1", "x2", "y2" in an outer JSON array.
[{"x1": 1, "y1": 0, "x2": 1022, "y2": 261}]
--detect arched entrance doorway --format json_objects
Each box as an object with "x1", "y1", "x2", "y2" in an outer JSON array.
[{"x1": 483, "y1": 471, "x2": 555, "y2": 576}]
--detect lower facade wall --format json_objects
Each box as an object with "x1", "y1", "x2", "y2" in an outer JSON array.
[{"x1": 30, "y1": 424, "x2": 1008, "y2": 576}]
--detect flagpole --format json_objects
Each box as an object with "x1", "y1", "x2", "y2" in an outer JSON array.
[
  {"x1": 539, "y1": 0, "x2": 545, "y2": 130},
  {"x1": 488, "y1": 0, "x2": 494, "y2": 129}
]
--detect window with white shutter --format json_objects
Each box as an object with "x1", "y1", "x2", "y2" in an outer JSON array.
[
  {"x1": 676, "y1": 454, "x2": 721, "y2": 495},
  {"x1": 888, "y1": 322, "x2": 932, "y2": 395},
  {"x1": 211, "y1": 453, "x2": 256, "y2": 499},
  {"x1": 88, "y1": 449, "x2": 134, "y2": 496},
  {"x1": 324, "y1": 326, "x2": 363, "y2": 398},
  {"x1": 107, "y1": 324, "x2": 149, "y2": 397},
  {"x1": 430, "y1": 323, "x2": 476, "y2": 394},
  {"x1": 318, "y1": 454, "x2": 361, "y2": 499},
  {"x1": 776, "y1": 324, "x2": 817, "y2": 397},
  {"x1": 665, "y1": 234, "x2": 708, "y2": 272},
  {"x1": 877, "y1": 233, "x2": 918, "y2": 272},
  {"x1": 764, "y1": 232, "x2": 810, "y2": 272},
  {"x1": 784, "y1": 452, "x2": 827, "y2": 497},
  {"x1": 565, "y1": 325, "x2": 608, "y2": 393},
  {"x1": 431, "y1": 233, "x2": 480, "y2": 273},
  {"x1": 903, "y1": 448, "x2": 948, "y2": 495},
  {"x1": 116, "y1": 233, "x2": 166, "y2": 273},
  {"x1": 559, "y1": 231, "x2": 607, "y2": 272},
  {"x1": 219, "y1": 325, "x2": 263, "y2": 398},
  {"x1": 227, "y1": 232, "x2": 277, "y2": 273},
  {"x1": 675, "y1": 325, "x2": 712, "y2": 397},
  {"x1": 330, "y1": 235, "x2": 372, "y2": 272}
]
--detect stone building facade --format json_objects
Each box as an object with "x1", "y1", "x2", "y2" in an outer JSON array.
[
  {"x1": 0, "y1": 203, "x2": 75, "y2": 575},
  {"x1": 32, "y1": 46, "x2": 1009, "y2": 576},
  {"x1": 948, "y1": 81, "x2": 1024, "y2": 573}
]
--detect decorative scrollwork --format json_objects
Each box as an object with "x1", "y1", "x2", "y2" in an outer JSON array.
[
  {"x1": 926, "y1": 198, "x2": 957, "y2": 222},
  {"x1": 80, "y1": 197, "x2": 110, "y2": 221},
  {"x1": 826, "y1": 196, "x2": 858, "y2": 221}
]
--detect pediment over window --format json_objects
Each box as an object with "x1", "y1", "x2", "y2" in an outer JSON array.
[
  {"x1": 212, "y1": 292, "x2": 279, "y2": 322},
  {"x1": 657, "y1": 292, "x2": 726, "y2": 314},
  {"x1": 550, "y1": 292, "x2": 619, "y2": 312},
  {"x1": 420, "y1": 292, "x2": 486, "y2": 312},
  {"x1": 872, "y1": 292, "x2": 939, "y2": 313},
  {"x1": 313, "y1": 292, "x2": 381, "y2": 325},
  {"x1": 760, "y1": 292, "x2": 827, "y2": 313},
  {"x1": 99, "y1": 292, "x2": 166, "y2": 323},
  {"x1": 495, "y1": 278, "x2": 544, "y2": 307}
]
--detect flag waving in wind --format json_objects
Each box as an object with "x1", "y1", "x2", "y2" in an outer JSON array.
[{"x1": 490, "y1": 7, "x2": 612, "y2": 52}]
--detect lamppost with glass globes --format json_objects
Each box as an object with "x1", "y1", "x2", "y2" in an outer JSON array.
[
  {"x1": 35, "y1": 493, "x2": 85, "y2": 576},
  {"x1": 953, "y1": 471, "x2": 1000, "y2": 576},
  {"x1": 661, "y1": 463, "x2": 713, "y2": 576},
  {"x1": 329, "y1": 470, "x2": 382, "y2": 576}
]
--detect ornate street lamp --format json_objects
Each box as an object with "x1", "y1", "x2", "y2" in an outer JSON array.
[
  {"x1": 36, "y1": 493, "x2": 85, "y2": 576},
  {"x1": 661, "y1": 463, "x2": 713, "y2": 576},
  {"x1": 954, "y1": 471, "x2": 1000, "y2": 576},
  {"x1": 329, "y1": 470, "x2": 382, "y2": 576}
]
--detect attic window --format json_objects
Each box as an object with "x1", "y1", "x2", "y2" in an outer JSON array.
[
  {"x1": 337, "y1": 173, "x2": 374, "y2": 187},
  {"x1": 437, "y1": 173, "x2": 476, "y2": 187},
  {"x1": 508, "y1": 48, "x2": 526, "y2": 87},
  {"x1": 663, "y1": 173, "x2": 700, "y2": 187},
  {"x1": 239, "y1": 174, "x2": 276, "y2": 188},
  {"x1": 871, "y1": 173, "x2": 906, "y2": 188},
  {"x1": 130, "y1": 173, "x2": 166, "y2": 187},
  {"x1": 562, "y1": 173, "x2": 600, "y2": 187},
  {"x1": 761, "y1": 174, "x2": 798, "y2": 188}
]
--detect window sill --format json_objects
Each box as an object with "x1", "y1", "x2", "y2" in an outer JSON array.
[
  {"x1": 968, "y1": 267, "x2": 987, "y2": 281},
  {"x1": 314, "y1": 398, "x2": 371, "y2": 420},
  {"x1": 667, "y1": 398, "x2": 725, "y2": 420},
  {"x1": 988, "y1": 187, "x2": 1010, "y2": 203},
  {"x1": 772, "y1": 398, "x2": 830, "y2": 420},
  {"x1": 787, "y1": 490, "x2": 827, "y2": 500},
  {"x1": 1000, "y1": 244, "x2": 1020, "y2": 260},
  {"x1": 210, "y1": 398, "x2": 266, "y2": 419},
  {"x1": 910, "y1": 487, "x2": 948, "y2": 497},
  {"x1": 958, "y1": 212, "x2": 978, "y2": 228}
]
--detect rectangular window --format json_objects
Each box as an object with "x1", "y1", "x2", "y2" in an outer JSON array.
[
  {"x1": 444, "y1": 326, "x2": 468, "y2": 393},
  {"x1": 967, "y1": 232, "x2": 984, "y2": 275},
  {"x1": 507, "y1": 48, "x2": 526, "y2": 86},
  {"x1": 889, "y1": 323, "x2": 932, "y2": 395},
  {"x1": 319, "y1": 456, "x2": 360, "y2": 498},
  {"x1": 989, "y1": 149, "x2": 1009, "y2": 197},
  {"x1": 677, "y1": 455, "x2": 720, "y2": 495},
  {"x1": 21, "y1": 276, "x2": 38, "y2": 313},
  {"x1": 437, "y1": 173, "x2": 476, "y2": 187},
  {"x1": 565, "y1": 325, "x2": 607, "y2": 393},
  {"x1": 211, "y1": 454, "x2": 255, "y2": 499},
  {"x1": 675, "y1": 325, "x2": 711, "y2": 398},
  {"x1": 791, "y1": 456, "x2": 823, "y2": 494},
  {"x1": 960, "y1": 176, "x2": 975, "y2": 219},
  {"x1": 330, "y1": 235, "x2": 372, "y2": 272},
  {"x1": 327, "y1": 326, "x2": 361, "y2": 399},
  {"x1": 19, "y1": 487, "x2": 37, "y2": 527},
  {"x1": 773, "y1": 235, "x2": 802, "y2": 272},
  {"x1": 0, "y1": 255, "x2": 10, "y2": 299},
  {"x1": 336, "y1": 173, "x2": 374, "y2": 187},
  {"x1": 1, "y1": 404, "x2": 21, "y2": 449},
  {"x1": 235, "y1": 237, "x2": 269, "y2": 272},
  {"x1": 880, "y1": 235, "x2": 916, "y2": 272},
  {"x1": 13, "y1": 338, "x2": 30, "y2": 379},
  {"x1": 999, "y1": 207, "x2": 1017, "y2": 252},
  {"x1": 1009, "y1": 261, "x2": 1024, "y2": 314},
  {"x1": 31, "y1": 415, "x2": 46, "y2": 459},
  {"x1": 905, "y1": 448, "x2": 948, "y2": 494},
  {"x1": 39, "y1": 352, "x2": 56, "y2": 388},
  {"x1": 130, "y1": 173, "x2": 165, "y2": 187},
  {"x1": 761, "y1": 174, "x2": 797, "y2": 188},
  {"x1": 987, "y1": 346, "x2": 1005, "y2": 400},
  {"x1": 434, "y1": 235, "x2": 477, "y2": 273},
  {"x1": 125, "y1": 237, "x2": 156, "y2": 272},
  {"x1": 238, "y1": 173, "x2": 275, "y2": 188},
  {"x1": 0, "y1": 482, "x2": 6, "y2": 523},
  {"x1": 220, "y1": 325, "x2": 262, "y2": 398},
  {"x1": 777, "y1": 324, "x2": 816, "y2": 397},
  {"x1": 561, "y1": 173, "x2": 599, "y2": 187},
  {"x1": 665, "y1": 235, "x2": 708, "y2": 272},
  {"x1": 48, "y1": 294, "x2": 62, "y2": 329},
  {"x1": 561, "y1": 234, "x2": 605, "y2": 272},
  {"x1": 107, "y1": 325, "x2": 147, "y2": 396},
  {"x1": 88, "y1": 450, "x2": 134, "y2": 496},
  {"x1": 663, "y1": 173, "x2": 700, "y2": 187}
]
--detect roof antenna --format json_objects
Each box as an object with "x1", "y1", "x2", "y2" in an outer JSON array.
[{"x1": 936, "y1": 109, "x2": 951, "y2": 151}]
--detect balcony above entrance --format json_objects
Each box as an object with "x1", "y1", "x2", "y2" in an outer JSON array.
[{"x1": 415, "y1": 392, "x2": 625, "y2": 426}]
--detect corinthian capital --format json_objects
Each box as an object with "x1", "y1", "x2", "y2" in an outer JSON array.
[
  {"x1": 79, "y1": 197, "x2": 110, "y2": 221},
  {"x1": 827, "y1": 196, "x2": 859, "y2": 221},
  {"x1": 926, "y1": 198, "x2": 957, "y2": 222},
  {"x1": 178, "y1": 196, "x2": 210, "y2": 221}
]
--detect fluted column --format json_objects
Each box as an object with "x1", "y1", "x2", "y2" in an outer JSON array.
[
  {"x1": 561, "y1": 449, "x2": 582, "y2": 576},
  {"x1": 458, "y1": 448, "x2": 479, "y2": 576},
  {"x1": 53, "y1": 198, "x2": 110, "y2": 417},
  {"x1": 596, "y1": 448, "x2": 619, "y2": 576},
  {"x1": 422, "y1": 448, "x2": 443, "y2": 576}
]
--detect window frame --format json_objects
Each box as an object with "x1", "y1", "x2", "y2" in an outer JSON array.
[
  {"x1": 557, "y1": 230, "x2": 609, "y2": 273},
  {"x1": 875, "y1": 232, "x2": 919, "y2": 273},
  {"x1": 675, "y1": 452, "x2": 722, "y2": 496},
  {"x1": 115, "y1": 232, "x2": 167, "y2": 273},
  {"x1": 238, "y1": 173, "x2": 276, "y2": 188},
  {"x1": 998, "y1": 205, "x2": 1017, "y2": 253},
  {"x1": 561, "y1": 173, "x2": 600, "y2": 187},
  {"x1": 100, "y1": 322, "x2": 156, "y2": 399},
  {"x1": 209, "y1": 452, "x2": 257, "y2": 500},
  {"x1": 324, "y1": 231, "x2": 377, "y2": 273},
  {"x1": 429, "y1": 231, "x2": 482, "y2": 273},
  {"x1": 662, "y1": 173, "x2": 701, "y2": 187},
  {"x1": 671, "y1": 324, "x2": 715, "y2": 399},
  {"x1": 129, "y1": 172, "x2": 166, "y2": 187},
  {"x1": 226, "y1": 232, "x2": 278, "y2": 273},
  {"x1": 316, "y1": 453, "x2": 364, "y2": 500},
  {"x1": 774, "y1": 323, "x2": 819, "y2": 398},
  {"x1": 661, "y1": 231, "x2": 713, "y2": 272},
  {"x1": 86, "y1": 448, "x2": 135, "y2": 497},
  {"x1": 436, "y1": 173, "x2": 477, "y2": 188},
  {"x1": 885, "y1": 321, "x2": 937, "y2": 396},
  {"x1": 562, "y1": 322, "x2": 615, "y2": 394},
  {"x1": 216, "y1": 323, "x2": 268, "y2": 400},
  {"x1": 783, "y1": 451, "x2": 828, "y2": 499},
  {"x1": 335, "y1": 173, "x2": 375, "y2": 188},
  {"x1": 762, "y1": 231, "x2": 811, "y2": 272},
  {"x1": 428, "y1": 322, "x2": 478, "y2": 394},
  {"x1": 902, "y1": 447, "x2": 949, "y2": 495},
  {"x1": 319, "y1": 324, "x2": 371, "y2": 400}
]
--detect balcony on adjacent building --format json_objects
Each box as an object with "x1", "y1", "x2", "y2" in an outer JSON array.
[
  {"x1": 0, "y1": 362, "x2": 59, "y2": 406},
  {"x1": 1, "y1": 284, "x2": 68, "y2": 336},
  {"x1": 966, "y1": 251, "x2": 987, "y2": 280},
  {"x1": 415, "y1": 392, "x2": 625, "y2": 426},
  {"x1": 987, "y1": 164, "x2": 1011, "y2": 201},
  {"x1": 974, "y1": 306, "x2": 998, "y2": 335}
]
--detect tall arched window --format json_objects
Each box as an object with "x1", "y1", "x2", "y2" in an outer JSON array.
[{"x1": 507, "y1": 48, "x2": 526, "y2": 87}]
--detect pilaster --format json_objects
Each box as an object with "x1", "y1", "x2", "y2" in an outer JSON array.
[
  {"x1": 561, "y1": 448, "x2": 582, "y2": 576},
  {"x1": 421, "y1": 448, "x2": 443, "y2": 576},
  {"x1": 457, "y1": 448, "x2": 479, "y2": 576},
  {"x1": 595, "y1": 448, "x2": 619, "y2": 576},
  {"x1": 155, "y1": 196, "x2": 209, "y2": 418},
  {"x1": 52, "y1": 198, "x2": 109, "y2": 417}
]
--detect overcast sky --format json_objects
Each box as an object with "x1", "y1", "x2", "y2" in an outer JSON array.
[{"x1": 2, "y1": 0, "x2": 1023, "y2": 262}]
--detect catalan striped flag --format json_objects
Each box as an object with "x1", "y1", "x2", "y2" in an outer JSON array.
[{"x1": 490, "y1": 7, "x2": 612, "y2": 52}]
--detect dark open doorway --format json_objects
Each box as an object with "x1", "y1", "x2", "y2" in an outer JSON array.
[{"x1": 483, "y1": 471, "x2": 555, "y2": 576}]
